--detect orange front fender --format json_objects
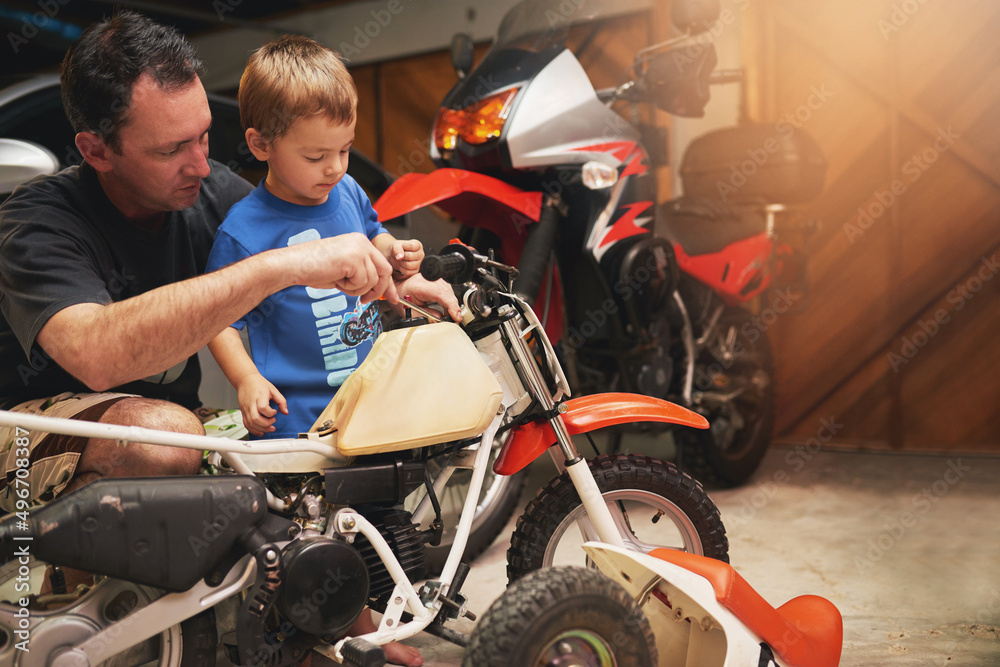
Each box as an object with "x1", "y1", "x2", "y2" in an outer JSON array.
[{"x1": 493, "y1": 393, "x2": 708, "y2": 476}]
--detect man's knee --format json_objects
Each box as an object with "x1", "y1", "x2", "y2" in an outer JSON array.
[
  {"x1": 99, "y1": 397, "x2": 205, "y2": 436},
  {"x1": 154, "y1": 446, "x2": 203, "y2": 476},
  {"x1": 82, "y1": 398, "x2": 204, "y2": 478}
]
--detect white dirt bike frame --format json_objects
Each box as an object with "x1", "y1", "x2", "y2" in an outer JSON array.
[{"x1": 0, "y1": 249, "x2": 712, "y2": 665}]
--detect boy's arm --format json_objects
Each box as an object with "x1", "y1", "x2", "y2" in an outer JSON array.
[
  {"x1": 373, "y1": 233, "x2": 424, "y2": 279},
  {"x1": 208, "y1": 327, "x2": 288, "y2": 437}
]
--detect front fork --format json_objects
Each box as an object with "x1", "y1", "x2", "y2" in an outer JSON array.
[{"x1": 498, "y1": 308, "x2": 627, "y2": 550}]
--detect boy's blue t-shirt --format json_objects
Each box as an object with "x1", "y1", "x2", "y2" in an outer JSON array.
[{"x1": 206, "y1": 175, "x2": 387, "y2": 439}]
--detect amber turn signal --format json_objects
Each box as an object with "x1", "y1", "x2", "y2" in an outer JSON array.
[{"x1": 433, "y1": 88, "x2": 519, "y2": 151}]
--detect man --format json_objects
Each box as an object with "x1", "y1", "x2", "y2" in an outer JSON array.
[{"x1": 0, "y1": 11, "x2": 401, "y2": 512}]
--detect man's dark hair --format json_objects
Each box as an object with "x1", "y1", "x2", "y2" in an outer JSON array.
[{"x1": 60, "y1": 10, "x2": 204, "y2": 153}]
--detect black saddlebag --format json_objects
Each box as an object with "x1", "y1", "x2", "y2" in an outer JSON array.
[{"x1": 0, "y1": 475, "x2": 267, "y2": 591}]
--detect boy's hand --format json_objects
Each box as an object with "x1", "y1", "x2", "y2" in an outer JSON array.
[
  {"x1": 389, "y1": 239, "x2": 424, "y2": 279},
  {"x1": 397, "y1": 273, "x2": 463, "y2": 321},
  {"x1": 236, "y1": 373, "x2": 289, "y2": 437}
]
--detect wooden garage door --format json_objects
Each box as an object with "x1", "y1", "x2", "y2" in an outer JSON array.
[{"x1": 744, "y1": 0, "x2": 1000, "y2": 450}]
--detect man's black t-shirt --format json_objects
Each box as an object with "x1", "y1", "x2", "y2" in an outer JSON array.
[{"x1": 0, "y1": 160, "x2": 253, "y2": 409}]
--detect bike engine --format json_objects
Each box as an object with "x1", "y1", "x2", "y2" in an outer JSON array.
[
  {"x1": 231, "y1": 532, "x2": 372, "y2": 666},
  {"x1": 271, "y1": 507, "x2": 425, "y2": 634},
  {"x1": 276, "y1": 535, "x2": 370, "y2": 637},
  {"x1": 351, "y1": 507, "x2": 427, "y2": 608},
  {"x1": 636, "y1": 346, "x2": 674, "y2": 400}
]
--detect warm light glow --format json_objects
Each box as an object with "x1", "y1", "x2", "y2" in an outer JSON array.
[{"x1": 434, "y1": 88, "x2": 519, "y2": 151}]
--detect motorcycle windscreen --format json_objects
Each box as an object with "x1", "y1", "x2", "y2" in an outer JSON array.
[{"x1": 311, "y1": 322, "x2": 503, "y2": 456}]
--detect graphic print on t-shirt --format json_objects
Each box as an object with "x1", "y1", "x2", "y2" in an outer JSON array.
[{"x1": 340, "y1": 300, "x2": 383, "y2": 347}]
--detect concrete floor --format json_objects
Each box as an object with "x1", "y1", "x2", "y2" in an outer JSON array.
[{"x1": 382, "y1": 444, "x2": 1000, "y2": 666}]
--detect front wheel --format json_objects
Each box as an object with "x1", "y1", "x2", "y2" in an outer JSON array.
[
  {"x1": 463, "y1": 566, "x2": 657, "y2": 667},
  {"x1": 507, "y1": 453, "x2": 728, "y2": 583}
]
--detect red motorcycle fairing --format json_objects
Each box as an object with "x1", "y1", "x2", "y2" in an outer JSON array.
[
  {"x1": 374, "y1": 168, "x2": 542, "y2": 248},
  {"x1": 494, "y1": 393, "x2": 709, "y2": 476},
  {"x1": 569, "y1": 141, "x2": 648, "y2": 178},
  {"x1": 673, "y1": 233, "x2": 775, "y2": 306},
  {"x1": 373, "y1": 169, "x2": 566, "y2": 342}
]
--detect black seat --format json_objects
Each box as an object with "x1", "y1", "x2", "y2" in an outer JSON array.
[{"x1": 659, "y1": 196, "x2": 766, "y2": 256}]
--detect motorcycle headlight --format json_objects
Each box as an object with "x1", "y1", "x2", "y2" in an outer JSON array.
[{"x1": 433, "y1": 88, "x2": 519, "y2": 151}]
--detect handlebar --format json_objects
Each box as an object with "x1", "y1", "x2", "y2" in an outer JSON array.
[
  {"x1": 420, "y1": 253, "x2": 470, "y2": 283},
  {"x1": 419, "y1": 243, "x2": 478, "y2": 284},
  {"x1": 418, "y1": 243, "x2": 518, "y2": 310}
]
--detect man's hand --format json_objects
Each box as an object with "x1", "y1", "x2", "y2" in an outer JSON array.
[
  {"x1": 389, "y1": 239, "x2": 424, "y2": 279},
  {"x1": 236, "y1": 372, "x2": 288, "y2": 437},
  {"x1": 396, "y1": 273, "x2": 463, "y2": 321},
  {"x1": 287, "y1": 233, "x2": 398, "y2": 304}
]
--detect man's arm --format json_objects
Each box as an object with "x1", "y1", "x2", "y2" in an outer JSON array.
[{"x1": 37, "y1": 232, "x2": 396, "y2": 391}]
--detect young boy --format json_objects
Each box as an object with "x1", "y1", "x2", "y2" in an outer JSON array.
[
  {"x1": 207, "y1": 35, "x2": 458, "y2": 441},
  {"x1": 207, "y1": 35, "x2": 457, "y2": 666}
]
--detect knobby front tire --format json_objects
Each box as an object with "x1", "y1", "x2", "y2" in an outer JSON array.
[
  {"x1": 463, "y1": 566, "x2": 657, "y2": 667},
  {"x1": 507, "y1": 453, "x2": 729, "y2": 583}
]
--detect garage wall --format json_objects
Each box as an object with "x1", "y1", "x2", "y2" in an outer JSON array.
[{"x1": 740, "y1": 0, "x2": 1000, "y2": 451}]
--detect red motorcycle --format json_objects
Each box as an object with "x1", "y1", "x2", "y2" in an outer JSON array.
[{"x1": 375, "y1": 0, "x2": 824, "y2": 489}]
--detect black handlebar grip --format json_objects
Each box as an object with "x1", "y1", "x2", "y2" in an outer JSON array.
[
  {"x1": 513, "y1": 205, "x2": 560, "y2": 306},
  {"x1": 420, "y1": 243, "x2": 477, "y2": 284},
  {"x1": 420, "y1": 254, "x2": 465, "y2": 282}
]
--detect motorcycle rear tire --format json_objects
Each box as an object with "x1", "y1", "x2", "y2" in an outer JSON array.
[
  {"x1": 177, "y1": 610, "x2": 218, "y2": 667},
  {"x1": 676, "y1": 307, "x2": 776, "y2": 487},
  {"x1": 462, "y1": 566, "x2": 657, "y2": 667},
  {"x1": 506, "y1": 453, "x2": 728, "y2": 583},
  {"x1": 97, "y1": 609, "x2": 216, "y2": 666}
]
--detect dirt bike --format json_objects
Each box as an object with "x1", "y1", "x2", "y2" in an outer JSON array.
[
  {"x1": 374, "y1": 0, "x2": 826, "y2": 489},
  {"x1": 0, "y1": 246, "x2": 728, "y2": 666},
  {"x1": 466, "y1": 543, "x2": 843, "y2": 667}
]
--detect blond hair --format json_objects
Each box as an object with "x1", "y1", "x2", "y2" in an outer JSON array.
[{"x1": 239, "y1": 34, "x2": 357, "y2": 140}]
